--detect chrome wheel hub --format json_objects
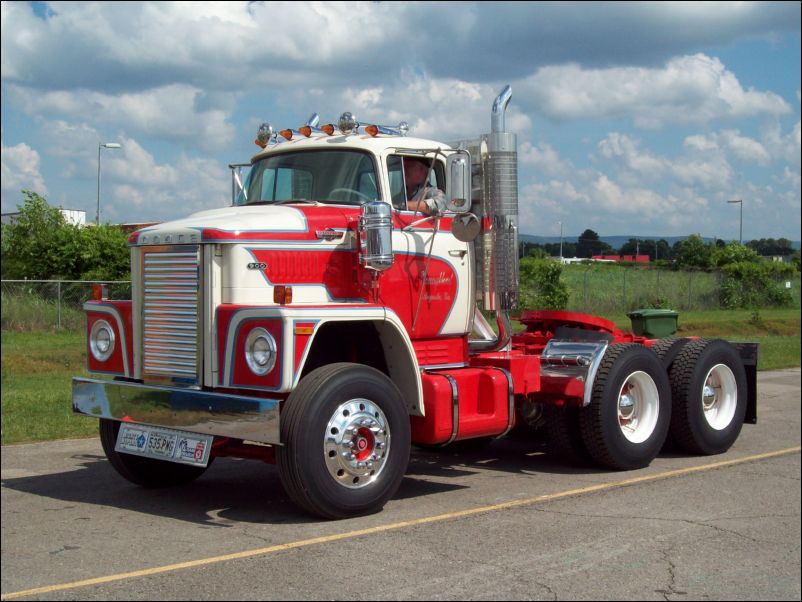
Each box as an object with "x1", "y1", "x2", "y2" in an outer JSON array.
[
  {"x1": 324, "y1": 399, "x2": 390, "y2": 489},
  {"x1": 701, "y1": 364, "x2": 738, "y2": 430},
  {"x1": 617, "y1": 371, "x2": 660, "y2": 444}
]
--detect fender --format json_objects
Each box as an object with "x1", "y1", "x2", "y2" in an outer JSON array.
[
  {"x1": 293, "y1": 308, "x2": 424, "y2": 417},
  {"x1": 218, "y1": 305, "x2": 424, "y2": 416}
]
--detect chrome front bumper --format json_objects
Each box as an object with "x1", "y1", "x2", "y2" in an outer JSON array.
[{"x1": 72, "y1": 378, "x2": 281, "y2": 444}]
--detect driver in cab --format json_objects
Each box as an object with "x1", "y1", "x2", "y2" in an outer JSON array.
[{"x1": 396, "y1": 157, "x2": 446, "y2": 216}]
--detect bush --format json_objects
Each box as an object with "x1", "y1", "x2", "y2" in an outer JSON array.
[
  {"x1": 710, "y1": 242, "x2": 761, "y2": 267},
  {"x1": 520, "y1": 258, "x2": 569, "y2": 310},
  {"x1": 719, "y1": 261, "x2": 796, "y2": 309}
]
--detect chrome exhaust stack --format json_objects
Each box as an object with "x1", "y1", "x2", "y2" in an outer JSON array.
[{"x1": 469, "y1": 85, "x2": 518, "y2": 353}]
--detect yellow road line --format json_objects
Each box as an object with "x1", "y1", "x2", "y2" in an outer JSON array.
[{"x1": 2, "y1": 446, "x2": 799, "y2": 601}]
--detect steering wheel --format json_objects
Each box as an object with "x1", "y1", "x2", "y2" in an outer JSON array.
[{"x1": 329, "y1": 188, "x2": 373, "y2": 203}]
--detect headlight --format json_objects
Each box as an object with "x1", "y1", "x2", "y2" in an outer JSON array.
[
  {"x1": 245, "y1": 328, "x2": 277, "y2": 376},
  {"x1": 90, "y1": 319, "x2": 115, "y2": 362}
]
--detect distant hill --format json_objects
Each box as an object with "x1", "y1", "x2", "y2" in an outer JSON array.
[{"x1": 520, "y1": 234, "x2": 801, "y2": 251}]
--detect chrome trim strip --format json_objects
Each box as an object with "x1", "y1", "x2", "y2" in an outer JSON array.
[
  {"x1": 541, "y1": 340, "x2": 609, "y2": 407},
  {"x1": 443, "y1": 373, "x2": 459, "y2": 445},
  {"x1": 72, "y1": 377, "x2": 280, "y2": 444},
  {"x1": 492, "y1": 366, "x2": 515, "y2": 439},
  {"x1": 424, "y1": 371, "x2": 459, "y2": 446}
]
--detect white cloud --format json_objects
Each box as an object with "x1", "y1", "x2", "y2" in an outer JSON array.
[
  {"x1": 597, "y1": 133, "x2": 666, "y2": 178},
  {"x1": 329, "y1": 74, "x2": 530, "y2": 142},
  {"x1": 763, "y1": 121, "x2": 802, "y2": 166},
  {"x1": 100, "y1": 139, "x2": 229, "y2": 222},
  {"x1": 1, "y1": 140, "x2": 49, "y2": 211},
  {"x1": 520, "y1": 54, "x2": 791, "y2": 128},
  {"x1": 7, "y1": 84, "x2": 234, "y2": 151},
  {"x1": 519, "y1": 142, "x2": 575, "y2": 178}
]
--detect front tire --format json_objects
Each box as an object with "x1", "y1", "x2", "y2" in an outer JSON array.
[
  {"x1": 277, "y1": 363, "x2": 411, "y2": 519},
  {"x1": 579, "y1": 344, "x2": 672, "y2": 470},
  {"x1": 99, "y1": 419, "x2": 211, "y2": 488}
]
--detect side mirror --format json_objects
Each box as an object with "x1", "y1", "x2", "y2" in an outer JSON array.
[
  {"x1": 229, "y1": 163, "x2": 250, "y2": 205},
  {"x1": 446, "y1": 150, "x2": 472, "y2": 213}
]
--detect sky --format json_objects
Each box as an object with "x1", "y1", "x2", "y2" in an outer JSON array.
[{"x1": 1, "y1": 1, "x2": 800, "y2": 242}]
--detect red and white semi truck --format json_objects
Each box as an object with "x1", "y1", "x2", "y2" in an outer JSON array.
[{"x1": 73, "y1": 86, "x2": 757, "y2": 519}]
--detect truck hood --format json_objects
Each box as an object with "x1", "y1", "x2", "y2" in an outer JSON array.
[{"x1": 132, "y1": 204, "x2": 356, "y2": 245}]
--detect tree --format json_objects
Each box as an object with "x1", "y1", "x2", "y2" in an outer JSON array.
[
  {"x1": 1, "y1": 190, "x2": 68, "y2": 279},
  {"x1": 576, "y1": 229, "x2": 613, "y2": 258},
  {"x1": 747, "y1": 238, "x2": 795, "y2": 257},
  {"x1": 1, "y1": 190, "x2": 130, "y2": 281},
  {"x1": 618, "y1": 238, "x2": 643, "y2": 256},
  {"x1": 672, "y1": 234, "x2": 712, "y2": 268}
]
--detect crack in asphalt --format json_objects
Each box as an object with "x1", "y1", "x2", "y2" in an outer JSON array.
[{"x1": 530, "y1": 506, "x2": 800, "y2": 546}]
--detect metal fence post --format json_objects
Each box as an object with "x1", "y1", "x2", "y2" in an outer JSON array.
[
  {"x1": 688, "y1": 273, "x2": 692, "y2": 309},
  {"x1": 584, "y1": 268, "x2": 589, "y2": 311},
  {"x1": 57, "y1": 280, "x2": 62, "y2": 329}
]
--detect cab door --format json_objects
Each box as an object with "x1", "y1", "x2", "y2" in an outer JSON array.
[{"x1": 378, "y1": 152, "x2": 472, "y2": 339}]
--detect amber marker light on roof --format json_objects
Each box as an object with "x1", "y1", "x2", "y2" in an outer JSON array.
[
  {"x1": 321, "y1": 124, "x2": 335, "y2": 135},
  {"x1": 365, "y1": 125, "x2": 379, "y2": 137},
  {"x1": 279, "y1": 129, "x2": 293, "y2": 140},
  {"x1": 300, "y1": 126, "x2": 312, "y2": 137}
]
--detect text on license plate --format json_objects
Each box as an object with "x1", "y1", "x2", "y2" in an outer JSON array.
[{"x1": 115, "y1": 424, "x2": 212, "y2": 467}]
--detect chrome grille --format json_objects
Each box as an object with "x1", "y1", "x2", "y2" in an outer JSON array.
[{"x1": 142, "y1": 246, "x2": 200, "y2": 383}]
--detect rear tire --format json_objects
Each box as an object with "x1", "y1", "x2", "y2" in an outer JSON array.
[
  {"x1": 649, "y1": 337, "x2": 689, "y2": 369},
  {"x1": 668, "y1": 339, "x2": 747, "y2": 455},
  {"x1": 579, "y1": 344, "x2": 671, "y2": 470},
  {"x1": 99, "y1": 419, "x2": 211, "y2": 488},
  {"x1": 277, "y1": 363, "x2": 411, "y2": 519},
  {"x1": 545, "y1": 405, "x2": 591, "y2": 466}
]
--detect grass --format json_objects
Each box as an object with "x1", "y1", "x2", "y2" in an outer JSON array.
[
  {"x1": 1, "y1": 292, "x2": 86, "y2": 331},
  {"x1": 600, "y1": 308, "x2": 801, "y2": 371},
  {"x1": 1, "y1": 330, "x2": 96, "y2": 444},
  {"x1": 1, "y1": 309, "x2": 799, "y2": 445}
]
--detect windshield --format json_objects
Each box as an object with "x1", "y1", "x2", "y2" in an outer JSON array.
[{"x1": 237, "y1": 150, "x2": 379, "y2": 206}]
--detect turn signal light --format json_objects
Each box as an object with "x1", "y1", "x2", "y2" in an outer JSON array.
[
  {"x1": 92, "y1": 284, "x2": 109, "y2": 301},
  {"x1": 273, "y1": 285, "x2": 293, "y2": 304}
]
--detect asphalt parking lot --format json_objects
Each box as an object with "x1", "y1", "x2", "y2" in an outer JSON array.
[{"x1": 2, "y1": 368, "x2": 800, "y2": 601}]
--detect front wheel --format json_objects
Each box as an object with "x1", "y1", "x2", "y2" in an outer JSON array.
[
  {"x1": 277, "y1": 363, "x2": 411, "y2": 519},
  {"x1": 579, "y1": 344, "x2": 672, "y2": 470},
  {"x1": 99, "y1": 419, "x2": 211, "y2": 488}
]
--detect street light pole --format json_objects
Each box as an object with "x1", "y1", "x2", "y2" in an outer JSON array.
[
  {"x1": 728, "y1": 199, "x2": 743, "y2": 244},
  {"x1": 558, "y1": 221, "x2": 563, "y2": 260},
  {"x1": 96, "y1": 142, "x2": 122, "y2": 224}
]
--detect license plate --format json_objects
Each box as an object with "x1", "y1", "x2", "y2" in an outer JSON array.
[{"x1": 115, "y1": 424, "x2": 212, "y2": 467}]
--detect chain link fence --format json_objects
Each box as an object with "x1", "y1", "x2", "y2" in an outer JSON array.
[
  {"x1": 1, "y1": 280, "x2": 131, "y2": 331},
  {"x1": 2, "y1": 270, "x2": 800, "y2": 331},
  {"x1": 556, "y1": 266, "x2": 800, "y2": 314}
]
